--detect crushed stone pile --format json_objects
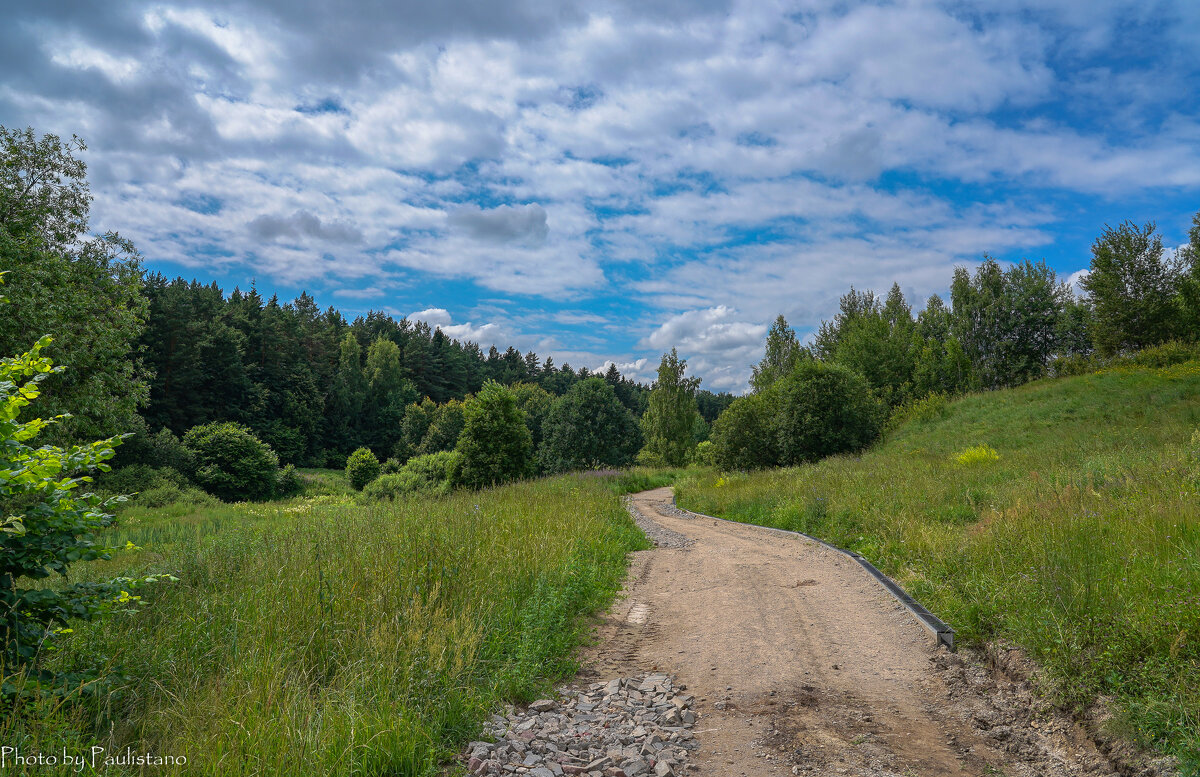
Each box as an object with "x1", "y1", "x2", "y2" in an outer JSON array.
[
  {"x1": 622, "y1": 498, "x2": 693, "y2": 549},
  {"x1": 465, "y1": 673, "x2": 699, "y2": 777}
]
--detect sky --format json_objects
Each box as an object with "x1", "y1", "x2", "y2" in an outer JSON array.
[{"x1": 3, "y1": 0, "x2": 1199, "y2": 392}]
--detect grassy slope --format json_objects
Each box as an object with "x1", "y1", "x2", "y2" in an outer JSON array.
[
  {"x1": 4, "y1": 471, "x2": 673, "y2": 776},
  {"x1": 677, "y1": 362, "x2": 1200, "y2": 767}
]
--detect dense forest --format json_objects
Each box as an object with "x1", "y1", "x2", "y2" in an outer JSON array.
[{"x1": 133, "y1": 274, "x2": 736, "y2": 468}]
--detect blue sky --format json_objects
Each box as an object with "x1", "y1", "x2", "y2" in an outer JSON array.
[{"x1": 3, "y1": 0, "x2": 1199, "y2": 391}]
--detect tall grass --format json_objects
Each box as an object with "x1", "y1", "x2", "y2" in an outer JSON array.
[
  {"x1": 3, "y1": 474, "x2": 650, "y2": 775},
  {"x1": 677, "y1": 362, "x2": 1200, "y2": 767}
]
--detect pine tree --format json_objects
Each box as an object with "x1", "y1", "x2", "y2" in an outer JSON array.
[{"x1": 750, "y1": 315, "x2": 805, "y2": 392}]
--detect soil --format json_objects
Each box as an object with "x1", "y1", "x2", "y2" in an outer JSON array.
[{"x1": 578, "y1": 488, "x2": 1162, "y2": 777}]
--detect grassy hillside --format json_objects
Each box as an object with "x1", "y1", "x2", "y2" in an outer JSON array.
[
  {"x1": 677, "y1": 362, "x2": 1200, "y2": 768},
  {"x1": 3, "y1": 472, "x2": 667, "y2": 776}
]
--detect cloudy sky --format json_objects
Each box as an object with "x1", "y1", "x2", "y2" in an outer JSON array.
[{"x1": 4, "y1": 0, "x2": 1199, "y2": 391}]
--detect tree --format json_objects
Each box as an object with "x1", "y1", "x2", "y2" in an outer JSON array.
[
  {"x1": 751, "y1": 315, "x2": 805, "y2": 392},
  {"x1": 709, "y1": 394, "x2": 777, "y2": 470},
  {"x1": 1174, "y1": 210, "x2": 1200, "y2": 341},
  {"x1": 327, "y1": 332, "x2": 366, "y2": 453},
  {"x1": 0, "y1": 126, "x2": 148, "y2": 442},
  {"x1": 771, "y1": 361, "x2": 882, "y2": 465},
  {"x1": 640, "y1": 349, "x2": 701, "y2": 466},
  {"x1": 950, "y1": 258, "x2": 1067, "y2": 388},
  {"x1": 539, "y1": 377, "x2": 641, "y2": 473},
  {"x1": 1, "y1": 334, "x2": 170, "y2": 694},
  {"x1": 454, "y1": 381, "x2": 533, "y2": 489},
  {"x1": 362, "y1": 337, "x2": 417, "y2": 456},
  {"x1": 1081, "y1": 221, "x2": 1183, "y2": 356},
  {"x1": 182, "y1": 422, "x2": 280, "y2": 502},
  {"x1": 417, "y1": 399, "x2": 466, "y2": 455},
  {"x1": 510, "y1": 382, "x2": 556, "y2": 461}
]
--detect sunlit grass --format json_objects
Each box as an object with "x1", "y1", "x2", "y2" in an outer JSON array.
[
  {"x1": 3, "y1": 472, "x2": 658, "y2": 775},
  {"x1": 677, "y1": 364, "x2": 1200, "y2": 767}
]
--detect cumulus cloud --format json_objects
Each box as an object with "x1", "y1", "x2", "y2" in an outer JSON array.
[
  {"x1": 640, "y1": 307, "x2": 766, "y2": 392},
  {"x1": 447, "y1": 203, "x2": 549, "y2": 245},
  {"x1": 247, "y1": 209, "x2": 363, "y2": 244},
  {"x1": 5, "y1": 0, "x2": 1200, "y2": 392}
]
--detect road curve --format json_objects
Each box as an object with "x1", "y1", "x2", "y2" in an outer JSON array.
[{"x1": 580, "y1": 487, "x2": 1120, "y2": 777}]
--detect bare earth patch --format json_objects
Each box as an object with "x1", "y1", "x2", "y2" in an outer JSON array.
[{"x1": 576, "y1": 487, "x2": 1149, "y2": 777}]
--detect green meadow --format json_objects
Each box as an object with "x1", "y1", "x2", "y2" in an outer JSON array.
[
  {"x1": 677, "y1": 361, "x2": 1200, "y2": 767},
  {"x1": 1, "y1": 471, "x2": 677, "y2": 776}
]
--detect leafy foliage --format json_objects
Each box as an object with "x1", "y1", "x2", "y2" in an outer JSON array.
[
  {"x1": 1083, "y1": 220, "x2": 1185, "y2": 355},
  {"x1": 182, "y1": 421, "x2": 280, "y2": 502},
  {"x1": 454, "y1": 381, "x2": 533, "y2": 489},
  {"x1": 539, "y1": 378, "x2": 641, "y2": 474},
  {"x1": 0, "y1": 126, "x2": 148, "y2": 443},
  {"x1": 362, "y1": 450, "x2": 460, "y2": 499},
  {"x1": 345, "y1": 447, "x2": 381, "y2": 491},
  {"x1": 0, "y1": 336, "x2": 167, "y2": 696},
  {"x1": 709, "y1": 394, "x2": 777, "y2": 470},
  {"x1": 640, "y1": 349, "x2": 701, "y2": 467}
]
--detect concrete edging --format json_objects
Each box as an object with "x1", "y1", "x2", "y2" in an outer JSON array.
[{"x1": 668, "y1": 493, "x2": 956, "y2": 651}]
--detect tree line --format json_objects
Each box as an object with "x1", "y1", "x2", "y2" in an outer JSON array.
[
  {"x1": 709, "y1": 214, "x2": 1200, "y2": 470},
  {"x1": 0, "y1": 126, "x2": 734, "y2": 479}
]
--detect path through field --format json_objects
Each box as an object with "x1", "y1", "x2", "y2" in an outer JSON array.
[{"x1": 581, "y1": 488, "x2": 1122, "y2": 777}]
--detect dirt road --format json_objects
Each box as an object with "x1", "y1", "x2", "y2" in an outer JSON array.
[{"x1": 582, "y1": 488, "x2": 1122, "y2": 777}]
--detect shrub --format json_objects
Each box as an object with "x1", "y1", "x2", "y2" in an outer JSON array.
[
  {"x1": 885, "y1": 392, "x2": 948, "y2": 433},
  {"x1": 709, "y1": 394, "x2": 777, "y2": 470},
  {"x1": 772, "y1": 361, "x2": 882, "y2": 465},
  {"x1": 275, "y1": 464, "x2": 304, "y2": 498},
  {"x1": 692, "y1": 440, "x2": 716, "y2": 466},
  {"x1": 454, "y1": 381, "x2": 533, "y2": 489},
  {"x1": 1128, "y1": 340, "x2": 1200, "y2": 369},
  {"x1": 182, "y1": 421, "x2": 280, "y2": 502},
  {"x1": 953, "y1": 445, "x2": 1000, "y2": 466},
  {"x1": 362, "y1": 451, "x2": 459, "y2": 500},
  {"x1": 539, "y1": 378, "x2": 641, "y2": 474},
  {"x1": 345, "y1": 447, "x2": 381, "y2": 491},
  {"x1": 380, "y1": 457, "x2": 403, "y2": 475}
]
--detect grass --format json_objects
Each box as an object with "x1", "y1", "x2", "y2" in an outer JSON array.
[
  {"x1": 2, "y1": 470, "x2": 662, "y2": 775},
  {"x1": 676, "y1": 361, "x2": 1200, "y2": 769}
]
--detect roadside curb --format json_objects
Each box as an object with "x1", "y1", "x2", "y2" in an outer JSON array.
[{"x1": 667, "y1": 492, "x2": 956, "y2": 651}]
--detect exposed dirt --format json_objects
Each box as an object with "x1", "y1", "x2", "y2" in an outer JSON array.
[{"x1": 579, "y1": 488, "x2": 1146, "y2": 777}]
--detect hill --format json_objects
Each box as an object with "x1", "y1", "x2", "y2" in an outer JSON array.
[{"x1": 677, "y1": 360, "x2": 1200, "y2": 769}]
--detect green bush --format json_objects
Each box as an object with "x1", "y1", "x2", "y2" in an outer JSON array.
[
  {"x1": 885, "y1": 392, "x2": 948, "y2": 433},
  {"x1": 381, "y1": 457, "x2": 403, "y2": 475},
  {"x1": 455, "y1": 382, "x2": 533, "y2": 489},
  {"x1": 182, "y1": 421, "x2": 280, "y2": 502},
  {"x1": 710, "y1": 361, "x2": 881, "y2": 470},
  {"x1": 709, "y1": 394, "x2": 777, "y2": 470},
  {"x1": 275, "y1": 464, "x2": 304, "y2": 498},
  {"x1": 362, "y1": 451, "x2": 460, "y2": 500},
  {"x1": 114, "y1": 419, "x2": 197, "y2": 476},
  {"x1": 417, "y1": 399, "x2": 466, "y2": 455},
  {"x1": 1128, "y1": 340, "x2": 1200, "y2": 368},
  {"x1": 345, "y1": 446, "x2": 381, "y2": 491},
  {"x1": 539, "y1": 378, "x2": 641, "y2": 474},
  {"x1": 692, "y1": 440, "x2": 716, "y2": 466}
]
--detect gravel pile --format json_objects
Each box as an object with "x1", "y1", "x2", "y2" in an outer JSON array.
[
  {"x1": 622, "y1": 499, "x2": 693, "y2": 549},
  {"x1": 465, "y1": 674, "x2": 699, "y2": 777}
]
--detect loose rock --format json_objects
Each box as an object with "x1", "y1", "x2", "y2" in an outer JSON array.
[{"x1": 465, "y1": 674, "x2": 698, "y2": 777}]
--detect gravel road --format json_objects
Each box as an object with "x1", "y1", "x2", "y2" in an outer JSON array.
[{"x1": 577, "y1": 487, "x2": 1136, "y2": 777}]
